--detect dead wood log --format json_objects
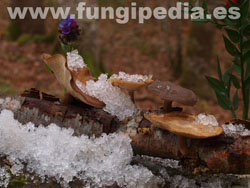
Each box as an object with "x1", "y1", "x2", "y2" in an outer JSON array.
[{"x1": 0, "y1": 90, "x2": 249, "y2": 175}]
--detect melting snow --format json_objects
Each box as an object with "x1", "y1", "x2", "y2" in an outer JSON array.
[
  {"x1": 197, "y1": 114, "x2": 218, "y2": 126},
  {"x1": 76, "y1": 74, "x2": 138, "y2": 120},
  {"x1": 66, "y1": 50, "x2": 86, "y2": 72},
  {"x1": 0, "y1": 109, "x2": 154, "y2": 187},
  {"x1": 110, "y1": 71, "x2": 152, "y2": 82},
  {"x1": 222, "y1": 123, "x2": 250, "y2": 137}
]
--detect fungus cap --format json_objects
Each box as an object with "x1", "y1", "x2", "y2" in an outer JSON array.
[
  {"x1": 147, "y1": 80, "x2": 197, "y2": 106},
  {"x1": 144, "y1": 112, "x2": 223, "y2": 139},
  {"x1": 42, "y1": 54, "x2": 104, "y2": 108}
]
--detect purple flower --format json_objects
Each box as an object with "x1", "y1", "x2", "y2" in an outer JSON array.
[{"x1": 58, "y1": 15, "x2": 80, "y2": 43}]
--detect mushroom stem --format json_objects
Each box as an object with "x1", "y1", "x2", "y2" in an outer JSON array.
[
  {"x1": 129, "y1": 91, "x2": 135, "y2": 103},
  {"x1": 164, "y1": 100, "x2": 172, "y2": 112},
  {"x1": 178, "y1": 136, "x2": 189, "y2": 156},
  {"x1": 60, "y1": 93, "x2": 74, "y2": 105}
]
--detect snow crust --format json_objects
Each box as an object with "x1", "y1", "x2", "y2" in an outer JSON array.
[
  {"x1": 0, "y1": 109, "x2": 154, "y2": 187},
  {"x1": 110, "y1": 71, "x2": 152, "y2": 82},
  {"x1": 66, "y1": 50, "x2": 86, "y2": 72},
  {"x1": 196, "y1": 114, "x2": 218, "y2": 126},
  {"x1": 222, "y1": 123, "x2": 250, "y2": 137},
  {"x1": 76, "y1": 74, "x2": 138, "y2": 120}
]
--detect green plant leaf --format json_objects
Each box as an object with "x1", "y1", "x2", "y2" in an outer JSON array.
[
  {"x1": 229, "y1": 0, "x2": 240, "y2": 6},
  {"x1": 233, "y1": 90, "x2": 239, "y2": 110},
  {"x1": 225, "y1": 28, "x2": 240, "y2": 43},
  {"x1": 205, "y1": 75, "x2": 225, "y2": 93},
  {"x1": 216, "y1": 56, "x2": 223, "y2": 81},
  {"x1": 243, "y1": 24, "x2": 250, "y2": 37},
  {"x1": 45, "y1": 64, "x2": 52, "y2": 73},
  {"x1": 60, "y1": 42, "x2": 70, "y2": 53},
  {"x1": 245, "y1": 63, "x2": 250, "y2": 80},
  {"x1": 243, "y1": 39, "x2": 250, "y2": 50},
  {"x1": 240, "y1": 0, "x2": 249, "y2": 21},
  {"x1": 223, "y1": 35, "x2": 240, "y2": 56},
  {"x1": 195, "y1": 0, "x2": 200, "y2": 7},
  {"x1": 223, "y1": 66, "x2": 233, "y2": 85},
  {"x1": 215, "y1": 91, "x2": 232, "y2": 110},
  {"x1": 243, "y1": 50, "x2": 250, "y2": 63},
  {"x1": 231, "y1": 74, "x2": 241, "y2": 89},
  {"x1": 233, "y1": 57, "x2": 241, "y2": 75},
  {"x1": 245, "y1": 77, "x2": 250, "y2": 89},
  {"x1": 202, "y1": 0, "x2": 208, "y2": 13}
]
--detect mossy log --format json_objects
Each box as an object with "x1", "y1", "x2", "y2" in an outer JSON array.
[{"x1": 0, "y1": 89, "x2": 249, "y2": 187}]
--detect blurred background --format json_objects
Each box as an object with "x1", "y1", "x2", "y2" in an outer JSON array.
[{"x1": 0, "y1": 0, "x2": 239, "y2": 123}]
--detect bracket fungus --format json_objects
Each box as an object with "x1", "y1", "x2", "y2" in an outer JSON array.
[
  {"x1": 110, "y1": 72, "x2": 153, "y2": 102},
  {"x1": 147, "y1": 80, "x2": 197, "y2": 112},
  {"x1": 42, "y1": 53, "x2": 104, "y2": 108},
  {"x1": 144, "y1": 112, "x2": 223, "y2": 155}
]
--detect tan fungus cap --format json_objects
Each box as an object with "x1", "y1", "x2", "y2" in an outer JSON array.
[
  {"x1": 42, "y1": 54, "x2": 104, "y2": 108},
  {"x1": 144, "y1": 112, "x2": 223, "y2": 139}
]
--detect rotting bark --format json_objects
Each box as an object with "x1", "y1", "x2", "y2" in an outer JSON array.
[{"x1": 0, "y1": 90, "x2": 250, "y2": 175}]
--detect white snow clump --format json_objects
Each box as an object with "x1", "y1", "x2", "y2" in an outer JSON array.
[
  {"x1": 222, "y1": 123, "x2": 250, "y2": 137},
  {"x1": 0, "y1": 109, "x2": 154, "y2": 187},
  {"x1": 110, "y1": 71, "x2": 152, "y2": 82},
  {"x1": 66, "y1": 50, "x2": 86, "y2": 72},
  {"x1": 196, "y1": 114, "x2": 219, "y2": 126},
  {"x1": 76, "y1": 74, "x2": 138, "y2": 120}
]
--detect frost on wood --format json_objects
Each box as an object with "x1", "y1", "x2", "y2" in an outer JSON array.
[
  {"x1": 0, "y1": 109, "x2": 155, "y2": 187},
  {"x1": 110, "y1": 71, "x2": 153, "y2": 82},
  {"x1": 66, "y1": 50, "x2": 86, "y2": 72},
  {"x1": 222, "y1": 123, "x2": 250, "y2": 137},
  {"x1": 76, "y1": 74, "x2": 138, "y2": 120}
]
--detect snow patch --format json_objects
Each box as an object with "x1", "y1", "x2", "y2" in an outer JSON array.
[
  {"x1": 66, "y1": 50, "x2": 86, "y2": 72},
  {"x1": 0, "y1": 109, "x2": 154, "y2": 187},
  {"x1": 0, "y1": 97, "x2": 21, "y2": 111},
  {"x1": 0, "y1": 167, "x2": 10, "y2": 188},
  {"x1": 110, "y1": 71, "x2": 152, "y2": 82},
  {"x1": 76, "y1": 74, "x2": 138, "y2": 120},
  {"x1": 222, "y1": 123, "x2": 250, "y2": 137},
  {"x1": 197, "y1": 114, "x2": 218, "y2": 126}
]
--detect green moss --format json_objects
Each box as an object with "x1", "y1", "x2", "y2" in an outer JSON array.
[
  {"x1": 5, "y1": 170, "x2": 26, "y2": 188},
  {"x1": 8, "y1": 175, "x2": 26, "y2": 188},
  {"x1": 0, "y1": 79, "x2": 15, "y2": 94},
  {"x1": 33, "y1": 31, "x2": 56, "y2": 43},
  {"x1": 16, "y1": 34, "x2": 31, "y2": 44},
  {"x1": 16, "y1": 31, "x2": 56, "y2": 45}
]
